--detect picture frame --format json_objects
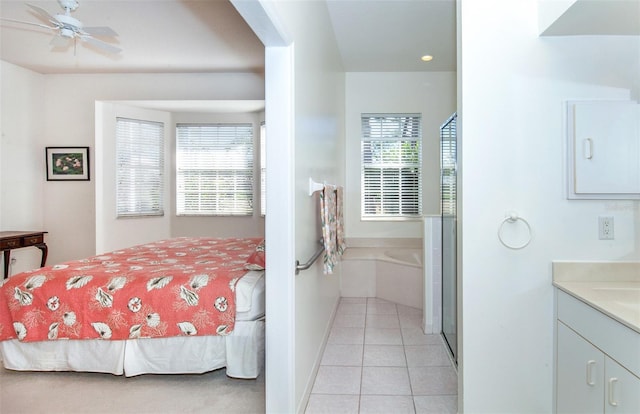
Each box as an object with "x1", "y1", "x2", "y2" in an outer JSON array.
[{"x1": 45, "y1": 147, "x2": 90, "y2": 181}]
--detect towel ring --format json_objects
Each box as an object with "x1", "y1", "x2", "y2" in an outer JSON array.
[{"x1": 498, "y1": 212, "x2": 532, "y2": 250}]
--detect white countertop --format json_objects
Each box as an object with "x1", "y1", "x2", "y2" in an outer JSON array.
[{"x1": 553, "y1": 261, "x2": 640, "y2": 334}]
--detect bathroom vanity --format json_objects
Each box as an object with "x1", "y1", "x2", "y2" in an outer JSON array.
[{"x1": 553, "y1": 262, "x2": 640, "y2": 413}]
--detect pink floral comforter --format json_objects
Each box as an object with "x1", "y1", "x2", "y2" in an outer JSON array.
[{"x1": 0, "y1": 237, "x2": 261, "y2": 343}]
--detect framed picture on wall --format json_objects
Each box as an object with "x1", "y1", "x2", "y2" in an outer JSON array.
[{"x1": 45, "y1": 147, "x2": 90, "y2": 181}]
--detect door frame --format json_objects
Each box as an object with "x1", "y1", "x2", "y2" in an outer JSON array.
[{"x1": 231, "y1": 2, "x2": 296, "y2": 412}]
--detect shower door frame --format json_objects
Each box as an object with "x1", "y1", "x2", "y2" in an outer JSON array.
[{"x1": 440, "y1": 112, "x2": 457, "y2": 364}]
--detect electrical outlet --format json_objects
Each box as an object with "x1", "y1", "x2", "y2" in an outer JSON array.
[{"x1": 598, "y1": 216, "x2": 614, "y2": 240}]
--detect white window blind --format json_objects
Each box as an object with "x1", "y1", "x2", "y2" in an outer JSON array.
[
  {"x1": 361, "y1": 114, "x2": 422, "y2": 218},
  {"x1": 116, "y1": 117, "x2": 165, "y2": 218},
  {"x1": 176, "y1": 123, "x2": 254, "y2": 216},
  {"x1": 441, "y1": 113, "x2": 457, "y2": 216},
  {"x1": 260, "y1": 122, "x2": 266, "y2": 216}
]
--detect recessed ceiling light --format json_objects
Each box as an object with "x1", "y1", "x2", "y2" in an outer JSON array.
[{"x1": 421, "y1": 55, "x2": 433, "y2": 62}]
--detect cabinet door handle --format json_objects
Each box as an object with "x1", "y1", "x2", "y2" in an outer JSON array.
[
  {"x1": 586, "y1": 360, "x2": 597, "y2": 386},
  {"x1": 608, "y1": 377, "x2": 618, "y2": 407},
  {"x1": 583, "y1": 138, "x2": 593, "y2": 160}
]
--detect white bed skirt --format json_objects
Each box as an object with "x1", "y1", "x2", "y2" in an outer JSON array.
[{"x1": 0, "y1": 319, "x2": 264, "y2": 378}]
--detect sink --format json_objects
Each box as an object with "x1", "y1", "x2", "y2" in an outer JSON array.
[
  {"x1": 552, "y1": 262, "x2": 640, "y2": 332},
  {"x1": 591, "y1": 286, "x2": 640, "y2": 313},
  {"x1": 592, "y1": 286, "x2": 640, "y2": 302}
]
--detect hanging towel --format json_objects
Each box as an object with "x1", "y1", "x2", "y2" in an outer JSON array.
[
  {"x1": 336, "y1": 185, "x2": 346, "y2": 255},
  {"x1": 320, "y1": 184, "x2": 338, "y2": 274}
]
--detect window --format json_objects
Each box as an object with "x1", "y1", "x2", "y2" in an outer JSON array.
[
  {"x1": 259, "y1": 122, "x2": 266, "y2": 216},
  {"x1": 116, "y1": 117, "x2": 165, "y2": 218},
  {"x1": 441, "y1": 113, "x2": 457, "y2": 216},
  {"x1": 361, "y1": 113, "x2": 422, "y2": 218},
  {"x1": 176, "y1": 123, "x2": 254, "y2": 216}
]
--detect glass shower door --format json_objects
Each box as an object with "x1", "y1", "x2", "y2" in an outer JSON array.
[{"x1": 440, "y1": 113, "x2": 457, "y2": 364}]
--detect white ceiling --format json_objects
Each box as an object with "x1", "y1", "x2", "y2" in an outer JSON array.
[
  {"x1": 0, "y1": 0, "x2": 457, "y2": 75},
  {"x1": 2, "y1": 0, "x2": 638, "y2": 77},
  {"x1": 326, "y1": 0, "x2": 456, "y2": 72},
  {"x1": 0, "y1": 0, "x2": 265, "y2": 74}
]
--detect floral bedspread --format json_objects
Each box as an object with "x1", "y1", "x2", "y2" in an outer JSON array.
[{"x1": 0, "y1": 237, "x2": 261, "y2": 343}]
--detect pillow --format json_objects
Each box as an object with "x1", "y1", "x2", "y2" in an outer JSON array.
[{"x1": 245, "y1": 239, "x2": 265, "y2": 270}]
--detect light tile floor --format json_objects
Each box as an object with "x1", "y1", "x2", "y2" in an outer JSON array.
[{"x1": 305, "y1": 297, "x2": 457, "y2": 414}]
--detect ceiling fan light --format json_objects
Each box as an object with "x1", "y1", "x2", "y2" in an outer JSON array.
[{"x1": 60, "y1": 27, "x2": 75, "y2": 38}]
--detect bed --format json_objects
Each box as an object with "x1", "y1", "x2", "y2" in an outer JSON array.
[{"x1": 0, "y1": 237, "x2": 265, "y2": 378}]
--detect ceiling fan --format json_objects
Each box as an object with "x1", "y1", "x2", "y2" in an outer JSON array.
[{"x1": 1, "y1": 0, "x2": 121, "y2": 54}]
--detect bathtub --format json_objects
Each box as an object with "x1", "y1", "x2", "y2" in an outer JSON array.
[
  {"x1": 382, "y1": 248, "x2": 422, "y2": 268},
  {"x1": 341, "y1": 246, "x2": 424, "y2": 310}
]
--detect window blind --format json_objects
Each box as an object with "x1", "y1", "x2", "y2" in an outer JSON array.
[
  {"x1": 176, "y1": 123, "x2": 254, "y2": 216},
  {"x1": 361, "y1": 114, "x2": 422, "y2": 218},
  {"x1": 441, "y1": 114, "x2": 457, "y2": 216},
  {"x1": 116, "y1": 117, "x2": 165, "y2": 218},
  {"x1": 259, "y1": 122, "x2": 266, "y2": 216}
]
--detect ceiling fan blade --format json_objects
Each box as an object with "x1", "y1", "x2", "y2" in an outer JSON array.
[
  {"x1": 80, "y1": 35, "x2": 122, "y2": 54},
  {"x1": 26, "y1": 4, "x2": 57, "y2": 25},
  {"x1": 83, "y1": 26, "x2": 118, "y2": 37},
  {"x1": 0, "y1": 17, "x2": 55, "y2": 31}
]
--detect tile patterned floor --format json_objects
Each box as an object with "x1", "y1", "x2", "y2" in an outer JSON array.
[{"x1": 305, "y1": 297, "x2": 457, "y2": 414}]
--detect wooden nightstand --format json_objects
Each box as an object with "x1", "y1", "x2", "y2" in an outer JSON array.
[{"x1": 0, "y1": 231, "x2": 48, "y2": 279}]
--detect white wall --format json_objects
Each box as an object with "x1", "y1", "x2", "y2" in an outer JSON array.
[
  {"x1": 345, "y1": 72, "x2": 456, "y2": 239},
  {"x1": 1, "y1": 68, "x2": 265, "y2": 267},
  {"x1": 0, "y1": 61, "x2": 46, "y2": 274},
  {"x1": 95, "y1": 106, "x2": 266, "y2": 254},
  {"x1": 458, "y1": 0, "x2": 639, "y2": 412},
  {"x1": 95, "y1": 103, "x2": 172, "y2": 253},
  {"x1": 34, "y1": 72, "x2": 264, "y2": 265},
  {"x1": 233, "y1": 1, "x2": 346, "y2": 410},
  {"x1": 266, "y1": 1, "x2": 345, "y2": 411}
]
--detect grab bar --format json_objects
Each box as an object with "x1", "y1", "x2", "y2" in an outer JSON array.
[{"x1": 295, "y1": 238, "x2": 324, "y2": 275}]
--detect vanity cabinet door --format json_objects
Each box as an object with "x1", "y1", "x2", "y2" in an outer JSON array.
[
  {"x1": 557, "y1": 321, "x2": 604, "y2": 414},
  {"x1": 605, "y1": 356, "x2": 640, "y2": 413}
]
